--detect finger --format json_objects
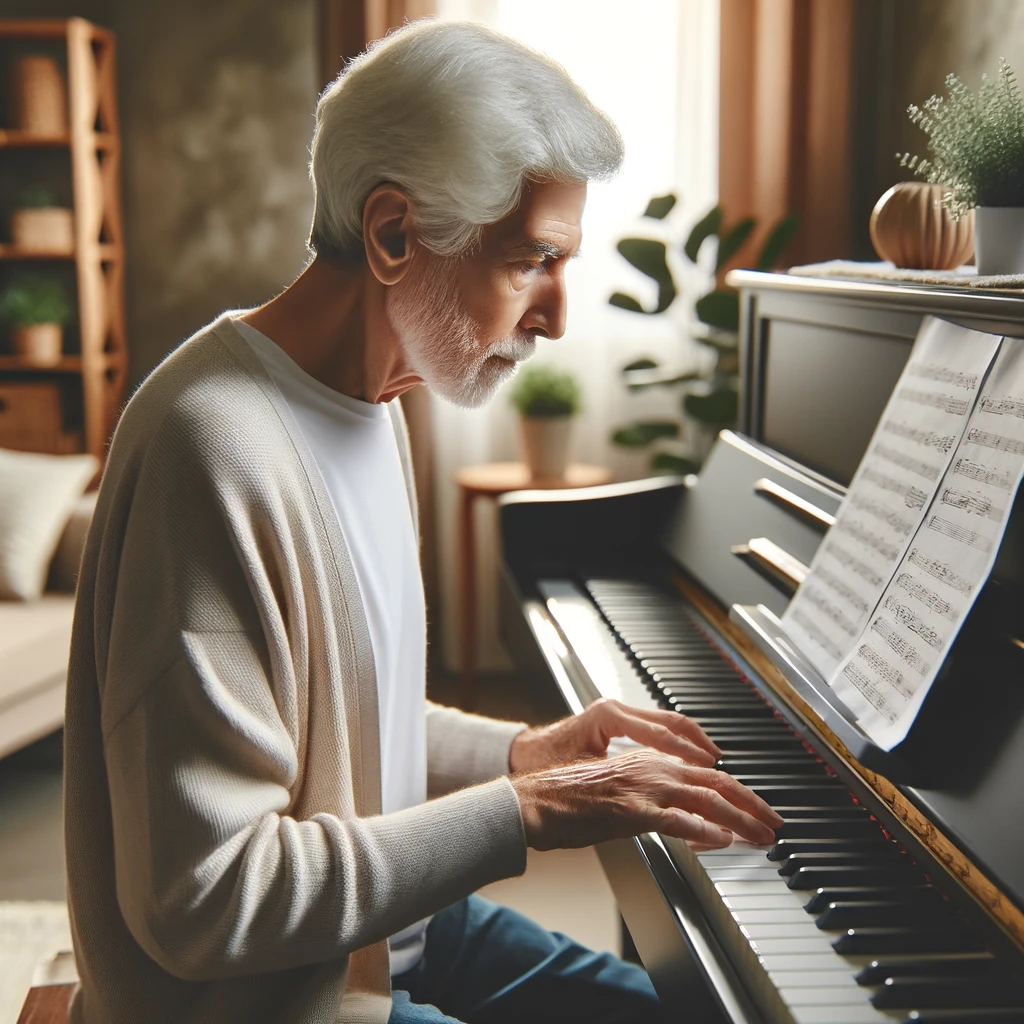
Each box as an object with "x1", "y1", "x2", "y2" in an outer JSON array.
[
  {"x1": 601, "y1": 706, "x2": 717, "y2": 767},
  {"x1": 676, "y1": 784, "x2": 776, "y2": 845},
  {"x1": 623, "y1": 706, "x2": 721, "y2": 760},
  {"x1": 683, "y1": 767, "x2": 785, "y2": 830},
  {"x1": 653, "y1": 807, "x2": 733, "y2": 849}
]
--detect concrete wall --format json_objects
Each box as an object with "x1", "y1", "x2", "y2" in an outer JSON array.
[{"x1": 1, "y1": 0, "x2": 318, "y2": 384}]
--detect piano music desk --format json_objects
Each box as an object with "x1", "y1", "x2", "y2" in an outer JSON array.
[{"x1": 454, "y1": 461, "x2": 611, "y2": 709}]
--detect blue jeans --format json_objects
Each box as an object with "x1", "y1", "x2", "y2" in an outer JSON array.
[{"x1": 389, "y1": 896, "x2": 661, "y2": 1023}]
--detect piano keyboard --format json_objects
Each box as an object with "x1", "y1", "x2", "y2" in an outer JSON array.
[{"x1": 541, "y1": 577, "x2": 1024, "y2": 1024}]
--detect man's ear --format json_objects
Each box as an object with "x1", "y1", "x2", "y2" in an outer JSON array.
[{"x1": 363, "y1": 185, "x2": 416, "y2": 285}]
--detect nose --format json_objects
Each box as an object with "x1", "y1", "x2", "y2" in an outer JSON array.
[{"x1": 520, "y1": 275, "x2": 568, "y2": 341}]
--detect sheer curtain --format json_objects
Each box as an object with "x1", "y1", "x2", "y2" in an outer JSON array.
[{"x1": 433, "y1": 0, "x2": 721, "y2": 671}]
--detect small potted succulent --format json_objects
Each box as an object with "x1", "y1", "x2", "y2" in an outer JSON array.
[
  {"x1": 10, "y1": 185, "x2": 74, "y2": 254},
  {"x1": 900, "y1": 59, "x2": 1024, "y2": 275},
  {"x1": 510, "y1": 364, "x2": 581, "y2": 480},
  {"x1": 0, "y1": 276, "x2": 72, "y2": 366}
]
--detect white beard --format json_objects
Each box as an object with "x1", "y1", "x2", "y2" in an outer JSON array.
[{"x1": 386, "y1": 255, "x2": 537, "y2": 409}]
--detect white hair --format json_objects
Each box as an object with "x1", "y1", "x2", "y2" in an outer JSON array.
[{"x1": 309, "y1": 19, "x2": 623, "y2": 262}]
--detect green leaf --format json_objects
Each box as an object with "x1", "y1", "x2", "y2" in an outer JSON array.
[
  {"x1": 756, "y1": 215, "x2": 799, "y2": 269},
  {"x1": 715, "y1": 217, "x2": 756, "y2": 270},
  {"x1": 683, "y1": 205, "x2": 722, "y2": 262},
  {"x1": 650, "y1": 452, "x2": 701, "y2": 475},
  {"x1": 643, "y1": 193, "x2": 677, "y2": 219},
  {"x1": 509, "y1": 364, "x2": 581, "y2": 417},
  {"x1": 610, "y1": 420, "x2": 681, "y2": 448},
  {"x1": 608, "y1": 292, "x2": 645, "y2": 313},
  {"x1": 691, "y1": 329, "x2": 738, "y2": 353},
  {"x1": 622, "y1": 357, "x2": 660, "y2": 373},
  {"x1": 684, "y1": 387, "x2": 739, "y2": 427},
  {"x1": 614, "y1": 238, "x2": 677, "y2": 313},
  {"x1": 694, "y1": 289, "x2": 740, "y2": 331}
]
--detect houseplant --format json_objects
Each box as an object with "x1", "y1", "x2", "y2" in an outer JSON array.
[
  {"x1": 0, "y1": 276, "x2": 73, "y2": 367},
  {"x1": 900, "y1": 58, "x2": 1024, "y2": 275},
  {"x1": 509, "y1": 364, "x2": 581, "y2": 480},
  {"x1": 608, "y1": 195, "x2": 797, "y2": 474},
  {"x1": 10, "y1": 185, "x2": 74, "y2": 254}
]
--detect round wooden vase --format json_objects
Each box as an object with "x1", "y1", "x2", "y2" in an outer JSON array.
[
  {"x1": 13, "y1": 323, "x2": 63, "y2": 367},
  {"x1": 8, "y1": 56, "x2": 68, "y2": 136},
  {"x1": 10, "y1": 207, "x2": 75, "y2": 253},
  {"x1": 519, "y1": 415, "x2": 572, "y2": 480},
  {"x1": 870, "y1": 182, "x2": 974, "y2": 270}
]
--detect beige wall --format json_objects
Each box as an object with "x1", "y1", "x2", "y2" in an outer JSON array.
[{"x1": 0, "y1": 0, "x2": 318, "y2": 385}]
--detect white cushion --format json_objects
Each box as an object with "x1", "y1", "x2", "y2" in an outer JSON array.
[{"x1": 0, "y1": 448, "x2": 98, "y2": 601}]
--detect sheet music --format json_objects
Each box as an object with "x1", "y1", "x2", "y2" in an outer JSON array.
[
  {"x1": 832, "y1": 337, "x2": 1024, "y2": 749},
  {"x1": 780, "y1": 317, "x2": 1002, "y2": 679}
]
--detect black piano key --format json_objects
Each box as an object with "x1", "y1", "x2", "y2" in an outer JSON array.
[
  {"x1": 657, "y1": 688, "x2": 758, "y2": 701},
  {"x1": 776, "y1": 818, "x2": 882, "y2": 839},
  {"x1": 749, "y1": 785, "x2": 856, "y2": 807},
  {"x1": 787, "y1": 864, "x2": 923, "y2": 889},
  {"x1": 774, "y1": 806, "x2": 871, "y2": 819},
  {"x1": 663, "y1": 700, "x2": 776, "y2": 719},
  {"x1": 832, "y1": 926, "x2": 982, "y2": 955},
  {"x1": 778, "y1": 851, "x2": 907, "y2": 878},
  {"x1": 857, "y1": 956, "x2": 998, "y2": 984},
  {"x1": 816, "y1": 900, "x2": 957, "y2": 930},
  {"x1": 768, "y1": 837, "x2": 895, "y2": 860},
  {"x1": 805, "y1": 886, "x2": 940, "y2": 914},
  {"x1": 718, "y1": 758, "x2": 826, "y2": 777},
  {"x1": 872, "y1": 974, "x2": 1024, "y2": 1010},
  {"x1": 903, "y1": 1009, "x2": 1024, "y2": 1023}
]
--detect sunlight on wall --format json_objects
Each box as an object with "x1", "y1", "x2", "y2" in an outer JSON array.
[{"x1": 433, "y1": 0, "x2": 720, "y2": 670}]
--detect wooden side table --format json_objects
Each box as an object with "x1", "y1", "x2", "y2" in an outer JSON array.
[{"x1": 455, "y1": 461, "x2": 612, "y2": 709}]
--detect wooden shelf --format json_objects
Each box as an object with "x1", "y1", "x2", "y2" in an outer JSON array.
[
  {"x1": 0, "y1": 243, "x2": 119, "y2": 261},
  {"x1": 0, "y1": 355, "x2": 82, "y2": 372}
]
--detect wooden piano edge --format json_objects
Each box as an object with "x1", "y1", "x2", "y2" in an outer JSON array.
[{"x1": 669, "y1": 571, "x2": 1024, "y2": 954}]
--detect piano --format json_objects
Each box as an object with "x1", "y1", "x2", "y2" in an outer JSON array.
[{"x1": 498, "y1": 271, "x2": 1024, "y2": 1024}]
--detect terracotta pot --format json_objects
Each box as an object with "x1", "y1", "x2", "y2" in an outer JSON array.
[
  {"x1": 974, "y1": 207, "x2": 1024, "y2": 276},
  {"x1": 870, "y1": 182, "x2": 974, "y2": 270},
  {"x1": 10, "y1": 207, "x2": 74, "y2": 253},
  {"x1": 519, "y1": 415, "x2": 572, "y2": 480},
  {"x1": 12, "y1": 323, "x2": 63, "y2": 367},
  {"x1": 8, "y1": 56, "x2": 68, "y2": 136}
]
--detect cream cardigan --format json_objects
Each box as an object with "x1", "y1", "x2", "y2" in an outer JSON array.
[{"x1": 63, "y1": 315, "x2": 528, "y2": 1024}]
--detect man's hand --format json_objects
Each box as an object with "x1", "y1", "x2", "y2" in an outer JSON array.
[
  {"x1": 511, "y1": 749, "x2": 784, "y2": 851},
  {"x1": 509, "y1": 697, "x2": 721, "y2": 772}
]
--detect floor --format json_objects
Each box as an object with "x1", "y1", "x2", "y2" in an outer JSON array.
[{"x1": 0, "y1": 671, "x2": 620, "y2": 986}]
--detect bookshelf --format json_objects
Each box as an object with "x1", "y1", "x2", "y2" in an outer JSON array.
[{"x1": 0, "y1": 17, "x2": 127, "y2": 462}]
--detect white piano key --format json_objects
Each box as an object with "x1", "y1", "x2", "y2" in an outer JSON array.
[
  {"x1": 742, "y1": 923, "x2": 827, "y2": 940},
  {"x1": 723, "y1": 894, "x2": 811, "y2": 911},
  {"x1": 730, "y1": 908, "x2": 810, "y2": 925},
  {"x1": 767, "y1": 970, "x2": 863, "y2": 989},
  {"x1": 749, "y1": 936, "x2": 838, "y2": 955},
  {"x1": 707, "y1": 867, "x2": 783, "y2": 882},
  {"x1": 696, "y1": 842, "x2": 773, "y2": 857},
  {"x1": 697, "y1": 854, "x2": 775, "y2": 869},
  {"x1": 759, "y1": 953, "x2": 855, "y2": 972},
  {"x1": 792, "y1": 1006, "x2": 896, "y2": 1024},
  {"x1": 716, "y1": 881, "x2": 799, "y2": 896},
  {"x1": 785, "y1": 987, "x2": 874, "y2": 1006}
]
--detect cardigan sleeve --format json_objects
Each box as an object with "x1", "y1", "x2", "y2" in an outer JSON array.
[{"x1": 424, "y1": 701, "x2": 527, "y2": 797}]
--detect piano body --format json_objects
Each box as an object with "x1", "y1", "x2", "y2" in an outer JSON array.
[{"x1": 498, "y1": 272, "x2": 1024, "y2": 1024}]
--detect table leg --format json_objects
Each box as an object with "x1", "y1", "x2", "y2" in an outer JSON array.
[{"x1": 458, "y1": 488, "x2": 477, "y2": 710}]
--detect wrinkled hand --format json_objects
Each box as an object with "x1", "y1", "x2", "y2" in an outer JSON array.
[
  {"x1": 511, "y1": 749, "x2": 784, "y2": 851},
  {"x1": 509, "y1": 697, "x2": 721, "y2": 772}
]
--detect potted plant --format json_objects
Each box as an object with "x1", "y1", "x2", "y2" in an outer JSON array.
[
  {"x1": 10, "y1": 185, "x2": 74, "y2": 254},
  {"x1": 0, "y1": 276, "x2": 72, "y2": 367},
  {"x1": 509, "y1": 364, "x2": 581, "y2": 480},
  {"x1": 608, "y1": 195, "x2": 797, "y2": 474},
  {"x1": 900, "y1": 58, "x2": 1024, "y2": 275}
]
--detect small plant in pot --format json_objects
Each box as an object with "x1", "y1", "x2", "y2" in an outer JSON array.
[
  {"x1": 510, "y1": 364, "x2": 581, "y2": 480},
  {"x1": 0, "y1": 275, "x2": 72, "y2": 367},
  {"x1": 900, "y1": 58, "x2": 1024, "y2": 275},
  {"x1": 10, "y1": 184, "x2": 74, "y2": 254}
]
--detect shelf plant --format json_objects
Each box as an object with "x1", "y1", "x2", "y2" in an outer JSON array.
[
  {"x1": 509, "y1": 364, "x2": 581, "y2": 479},
  {"x1": 0, "y1": 275, "x2": 73, "y2": 366},
  {"x1": 608, "y1": 195, "x2": 797, "y2": 474},
  {"x1": 10, "y1": 184, "x2": 75, "y2": 254},
  {"x1": 900, "y1": 58, "x2": 1024, "y2": 275}
]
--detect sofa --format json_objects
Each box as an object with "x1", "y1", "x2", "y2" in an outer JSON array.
[{"x1": 0, "y1": 491, "x2": 95, "y2": 760}]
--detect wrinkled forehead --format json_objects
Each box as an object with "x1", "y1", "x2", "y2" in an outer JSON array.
[{"x1": 487, "y1": 180, "x2": 587, "y2": 256}]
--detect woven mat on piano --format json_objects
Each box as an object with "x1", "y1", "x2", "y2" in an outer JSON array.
[{"x1": 790, "y1": 259, "x2": 1024, "y2": 290}]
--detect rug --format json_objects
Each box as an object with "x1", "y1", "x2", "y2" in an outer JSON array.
[{"x1": 0, "y1": 901, "x2": 71, "y2": 1024}]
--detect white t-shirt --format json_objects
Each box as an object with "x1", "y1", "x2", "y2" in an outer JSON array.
[{"x1": 234, "y1": 319, "x2": 429, "y2": 975}]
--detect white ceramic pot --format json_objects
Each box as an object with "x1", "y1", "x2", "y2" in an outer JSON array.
[
  {"x1": 10, "y1": 207, "x2": 74, "y2": 253},
  {"x1": 519, "y1": 415, "x2": 572, "y2": 480},
  {"x1": 974, "y1": 207, "x2": 1024, "y2": 276},
  {"x1": 12, "y1": 323, "x2": 63, "y2": 366}
]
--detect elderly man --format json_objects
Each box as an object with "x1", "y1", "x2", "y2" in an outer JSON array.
[{"x1": 64, "y1": 19, "x2": 781, "y2": 1024}]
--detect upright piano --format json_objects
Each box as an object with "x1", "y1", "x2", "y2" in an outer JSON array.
[{"x1": 499, "y1": 272, "x2": 1024, "y2": 1024}]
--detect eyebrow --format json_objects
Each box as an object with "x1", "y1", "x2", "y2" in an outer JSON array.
[{"x1": 505, "y1": 239, "x2": 582, "y2": 261}]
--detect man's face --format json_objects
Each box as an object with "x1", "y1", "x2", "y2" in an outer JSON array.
[{"x1": 387, "y1": 180, "x2": 586, "y2": 408}]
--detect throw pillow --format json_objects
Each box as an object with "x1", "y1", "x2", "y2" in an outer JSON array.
[{"x1": 0, "y1": 448, "x2": 98, "y2": 601}]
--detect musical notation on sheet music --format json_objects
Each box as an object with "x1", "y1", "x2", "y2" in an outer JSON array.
[
  {"x1": 781, "y1": 317, "x2": 1002, "y2": 680},
  {"x1": 833, "y1": 337, "x2": 1024, "y2": 749}
]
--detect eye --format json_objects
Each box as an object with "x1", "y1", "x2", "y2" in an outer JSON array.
[{"x1": 518, "y1": 261, "x2": 543, "y2": 275}]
